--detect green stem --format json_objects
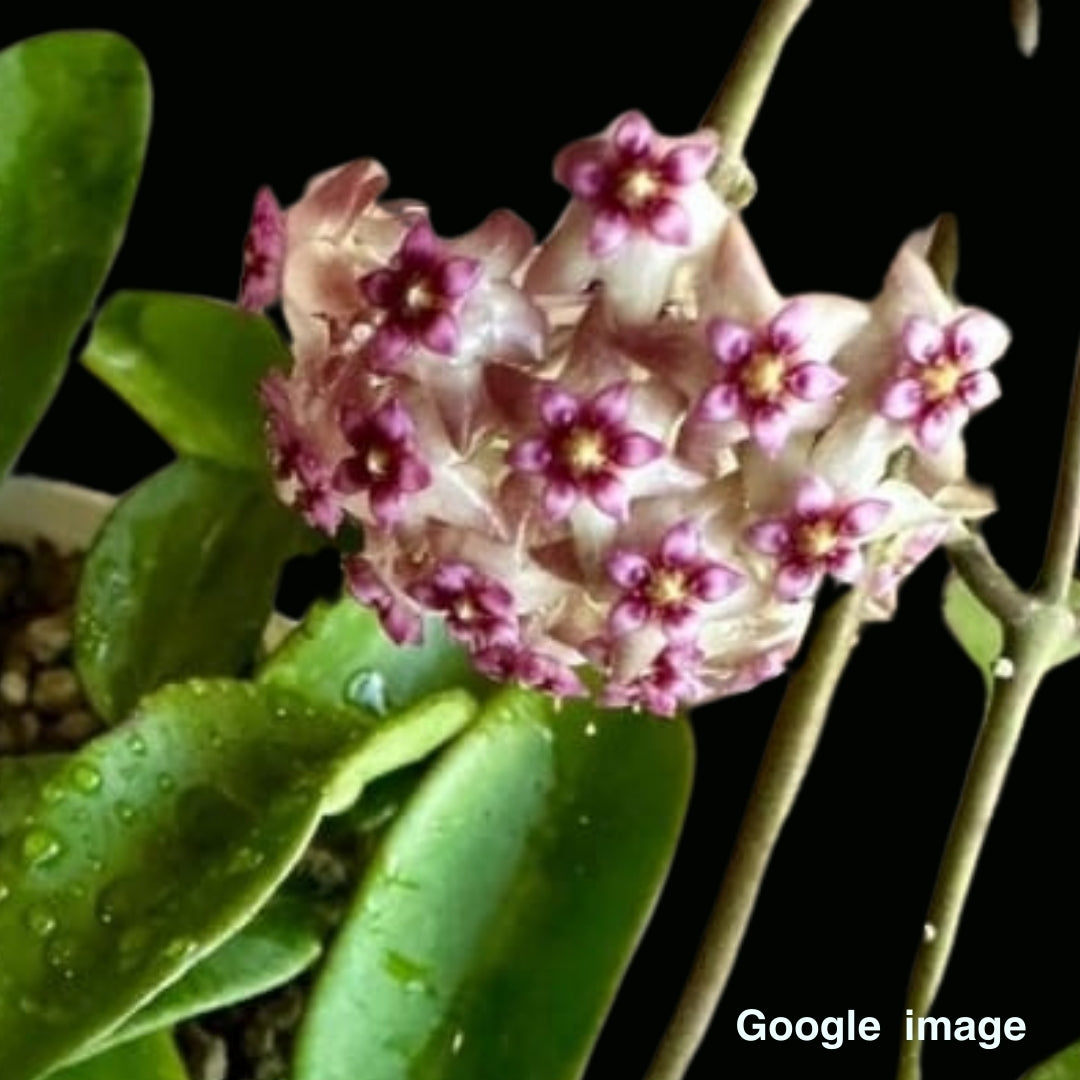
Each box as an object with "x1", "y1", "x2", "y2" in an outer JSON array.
[
  {"x1": 701, "y1": 0, "x2": 813, "y2": 207},
  {"x1": 947, "y1": 530, "x2": 1032, "y2": 624},
  {"x1": 901, "y1": 336, "x2": 1080, "y2": 1079},
  {"x1": 897, "y1": 610, "x2": 1066, "y2": 1080},
  {"x1": 643, "y1": 589, "x2": 864, "y2": 1080},
  {"x1": 1038, "y1": 335, "x2": 1080, "y2": 603}
]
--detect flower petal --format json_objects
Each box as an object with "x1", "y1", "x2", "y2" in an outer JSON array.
[
  {"x1": 794, "y1": 474, "x2": 836, "y2": 515},
  {"x1": 901, "y1": 316, "x2": 945, "y2": 364},
  {"x1": 776, "y1": 562, "x2": 821, "y2": 601},
  {"x1": 588, "y1": 209, "x2": 632, "y2": 256},
  {"x1": 786, "y1": 362, "x2": 846, "y2": 401},
  {"x1": 707, "y1": 318, "x2": 754, "y2": 365},
  {"x1": 647, "y1": 199, "x2": 692, "y2": 246},
  {"x1": 839, "y1": 498, "x2": 890, "y2": 536},
  {"x1": 958, "y1": 370, "x2": 1002, "y2": 410},
  {"x1": 880, "y1": 378, "x2": 926, "y2": 420},
  {"x1": 949, "y1": 311, "x2": 1010, "y2": 368},
  {"x1": 660, "y1": 140, "x2": 718, "y2": 184},
  {"x1": 745, "y1": 519, "x2": 790, "y2": 555}
]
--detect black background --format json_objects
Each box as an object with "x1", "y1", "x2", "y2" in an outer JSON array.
[{"x1": 5, "y1": 2, "x2": 1078, "y2": 1077}]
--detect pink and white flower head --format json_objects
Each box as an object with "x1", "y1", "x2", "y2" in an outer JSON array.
[
  {"x1": 745, "y1": 475, "x2": 891, "y2": 600},
  {"x1": 606, "y1": 519, "x2": 744, "y2": 640},
  {"x1": 524, "y1": 111, "x2": 729, "y2": 320},
  {"x1": 619, "y1": 219, "x2": 866, "y2": 471},
  {"x1": 879, "y1": 311, "x2": 1008, "y2": 453},
  {"x1": 254, "y1": 130, "x2": 1008, "y2": 717},
  {"x1": 819, "y1": 227, "x2": 1010, "y2": 492}
]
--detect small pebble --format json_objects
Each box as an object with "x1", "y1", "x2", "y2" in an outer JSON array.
[
  {"x1": 24, "y1": 612, "x2": 73, "y2": 664},
  {"x1": 0, "y1": 669, "x2": 28, "y2": 707},
  {"x1": 31, "y1": 668, "x2": 83, "y2": 714},
  {"x1": 14, "y1": 712, "x2": 41, "y2": 749},
  {"x1": 179, "y1": 1025, "x2": 229, "y2": 1080},
  {"x1": 55, "y1": 710, "x2": 101, "y2": 746}
]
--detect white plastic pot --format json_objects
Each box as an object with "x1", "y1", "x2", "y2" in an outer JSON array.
[
  {"x1": 0, "y1": 474, "x2": 293, "y2": 651},
  {"x1": 0, "y1": 475, "x2": 115, "y2": 552}
]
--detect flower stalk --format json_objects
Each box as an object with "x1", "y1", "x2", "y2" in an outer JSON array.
[
  {"x1": 900, "y1": 334, "x2": 1080, "y2": 1079},
  {"x1": 701, "y1": 0, "x2": 812, "y2": 206},
  {"x1": 642, "y1": 586, "x2": 865, "y2": 1080}
]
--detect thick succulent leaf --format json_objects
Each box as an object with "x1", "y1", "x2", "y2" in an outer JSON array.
[
  {"x1": 75, "y1": 456, "x2": 318, "y2": 724},
  {"x1": 0, "y1": 32, "x2": 149, "y2": 477},
  {"x1": 81, "y1": 293, "x2": 291, "y2": 472},
  {"x1": 45, "y1": 1033, "x2": 188, "y2": 1080},
  {"x1": 0, "y1": 677, "x2": 476, "y2": 1080},
  {"x1": 1022, "y1": 1038, "x2": 1080, "y2": 1079},
  {"x1": 943, "y1": 575, "x2": 1080, "y2": 689},
  {"x1": 293, "y1": 687, "x2": 694, "y2": 1080},
  {"x1": 72, "y1": 893, "x2": 322, "y2": 1061},
  {"x1": 258, "y1": 597, "x2": 489, "y2": 714}
]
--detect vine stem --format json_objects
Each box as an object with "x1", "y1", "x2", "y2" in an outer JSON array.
[
  {"x1": 701, "y1": 0, "x2": 812, "y2": 207},
  {"x1": 900, "y1": 334, "x2": 1080, "y2": 1080},
  {"x1": 1039, "y1": 336, "x2": 1080, "y2": 603},
  {"x1": 643, "y1": 589, "x2": 864, "y2": 1080},
  {"x1": 896, "y1": 618, "x2": 1061, "y2": 1080}
]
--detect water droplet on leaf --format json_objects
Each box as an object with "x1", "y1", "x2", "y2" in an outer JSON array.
[{"x1": 22, "y1": 828, "x2": 62, "y2": 867}]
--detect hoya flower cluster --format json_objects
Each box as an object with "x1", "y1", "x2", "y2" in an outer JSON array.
[{"x1": 242, "y1": 112, "x2": 1007, "y2": 715}]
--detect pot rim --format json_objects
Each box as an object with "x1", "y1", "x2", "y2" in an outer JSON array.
[{"x1": 0, "y1": 474, "x2": 115, "y2": 553}]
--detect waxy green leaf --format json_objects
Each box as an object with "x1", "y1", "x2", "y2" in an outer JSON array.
[
  {"x1": 0, "y1": 32, "x2": 149, "y2": 477},
  {"x1": 258, "y1": 597, "x2": 488, "y2": 714},
  {"x1": 0, "y1": 678, "x2": 476, "y2": 1080},
  {"x1": 75, "y1": 457, "x2": 317, "y2": 724},
  {"x1": 78, "y1": 893, "x2": 322, "y2": 1061},
  {"x1": 1022, "y1": 1038, "x2": 1080, "y2": 1079},
  {"x1": 294, "y1": 687, "x2": 694, "y2": 1080},
  {"x1": 81, "y1": 293, "x2": 291, "y2": 473},
  {"x1": 45, "y1": 1033, "x2": 188, "y2": 1080}
]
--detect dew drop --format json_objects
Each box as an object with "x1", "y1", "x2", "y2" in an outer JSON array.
[
  {"x1": 41, "y1": 779, "x2": 66, "y2": 805},
  {"x1": 114, "y1": 801, "x2": 136, "y2": 826},
  {"x1": 70, "y1": 764, "x2": 103, "y2": 794},
  {"x1": 25, "y1": 905, "x2": 58, "y2": 938},
  {"x1": 22, "y1": 828, "x2": 62, "y2": 867},
  {"x1": 163, "y1": 937, "x2": 197, "y2": 961},
  {"x1": 0, "y1": 882, "x2": 8, "y2": 904},
  {"x1": 345, "y1": 669, "x2": 390, "y2": 716},
  {"x1": 126, "y1": 732, "x2": 148, "y2": 757},
  {"x1": 156, "y1": 774, "x2": 176, "y2": 794},
  {"x1": 45, "y1": 936, "x2": 78, "y2": 980},
  {"x1": 227, "y1": 846, "x2": 265, "y2": 874},
  {"x1": 584, "y1": 722, "x2": 598, "y2": 737}
]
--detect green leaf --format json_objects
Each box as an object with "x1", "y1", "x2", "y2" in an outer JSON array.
[
  {"x1": 1021, "y1": 1038, "x2": 1080, "y2": 1079},
  {"x1": 0, "y1": 32, "x2": 149, "y2": 477},
  {"x1": 943, "y1": 576, "x2": 1080, "y2": 688},
  {"x1": 259, "y1": 596, "x2": 490, "y2": 714},
  {"x1": 81, "y1": 293, "x2": 292, "y2": 473},
  {"x1": 75, "y1": 893, "x2": 322, "y2": 1061},
  {"x1": 0, "y1": 677, "x2": 476, "y2": 1080},
  {"x1": 75, "y1": 457, "x2": 317, "y2": 724},
  {"x1": 293, "y1": 687, "x2": 694, "y2": 1080},
  {"x1": 943, "y1": 574, "x2": 1004, "y2": 689},
  {"x1": 44, "y1": 1033, "x2": 188, "y2": 1080}
]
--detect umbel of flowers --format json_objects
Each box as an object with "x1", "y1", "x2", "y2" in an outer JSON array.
[{"x1": 242, "y1": 112, "x2": 1007, "y2": 716}]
